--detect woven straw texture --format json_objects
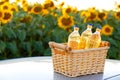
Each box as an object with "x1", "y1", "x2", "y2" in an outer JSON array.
[{"x1": 49, "y1": 42, "x2": 109, "y2": 77}]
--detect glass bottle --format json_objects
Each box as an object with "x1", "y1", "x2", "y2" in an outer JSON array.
[
  {"x1": 79, "y1": 24, "x2": 93, "y2": 49},
  {"x1": 85, "y1": 27, "x2": 101, "y2": 49},
  {"x1": 68, "y1": 26, "x2": 81, "y2": 50}
]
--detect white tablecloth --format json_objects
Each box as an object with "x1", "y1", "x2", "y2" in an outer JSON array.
[{"x1": 0, "y1": 57, "x2": 120, "y2": 80}]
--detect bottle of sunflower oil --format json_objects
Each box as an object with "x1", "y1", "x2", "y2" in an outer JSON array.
[
  {"x1": 68, "y1": 26, "x2": 81, "y2": 50},
  {"x1": 79, "y1": 24, "x2": 93, "y2": 49},
  {"x1": 85, "y1": 27, "x2": 101, "y2": 49}
]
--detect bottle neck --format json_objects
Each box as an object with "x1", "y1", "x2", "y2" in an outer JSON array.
[
  {"x1": 87, "y1": 25, "x2": 92, "y2": 30},
  {"x1": 95, "y1": 28, "x2": 101, "y2": 34},
  {"x1": 74, "y1": 27, "x2": 79, "y2": 31},
  {"x1": 87, "y1": 28, "x2": 92, "y2": 31}
]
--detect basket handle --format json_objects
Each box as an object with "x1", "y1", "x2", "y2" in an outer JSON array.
[{"x1": 49, "y1": 41, "x2": 71, "y2": 52}]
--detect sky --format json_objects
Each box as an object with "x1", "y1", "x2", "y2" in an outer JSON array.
[
  {"x1": 59, "y1": 0, "x2": 120, "y2": 10},
  {"x1": 10, "y1": 0, "x2": 120, "y2": 10}
]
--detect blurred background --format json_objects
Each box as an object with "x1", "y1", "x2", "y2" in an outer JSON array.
[{"x1": 0, "y1": 0, "x2": 120, "y2": 60}]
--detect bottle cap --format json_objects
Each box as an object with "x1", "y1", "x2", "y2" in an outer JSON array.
[
  {"x1": 97, "y1": 25, "x2": 102, "y2": 29},
  {"x1": 87, "y1": 23, "x2": 93, "y2": 28},
  {"x1": 88, "y1": 23, "x2": 93, "y2": 26},
  {"x1": 96, "y1": 28, "x2": 101, "y2": 32},
  {"x1": 74, "y1": 26, "x2": 79, "y2": 30}
]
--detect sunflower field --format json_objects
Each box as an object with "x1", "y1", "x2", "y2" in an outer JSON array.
[{"x1": 0, "y1": 0, "x2": 120, "y2": 60}]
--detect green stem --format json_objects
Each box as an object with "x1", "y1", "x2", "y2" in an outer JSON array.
[
  {"x1": 28, "y1": 36, "x2": 32, "y2": 57},
  {"x1": 0, "y1": 21, "x2": 7, "y2": 59},
  {"x1": 0, "y1": 21, "x2": 1, "y2": 31},
  {"x1": 4, "y1": 52, "x2": 7, "y2": 59}
]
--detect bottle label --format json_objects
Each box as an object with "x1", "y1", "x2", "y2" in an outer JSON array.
[
  {"x1": 69, "y1": 36, "x2": 80, "y2": 40},
  {"x1": 68, "y1": 41, "x2": 80, "y2": 50}
]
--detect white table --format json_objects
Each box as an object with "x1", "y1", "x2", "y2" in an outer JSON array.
[{"x1": 0, "y1": 57, "x2": 120, "y2": 80}]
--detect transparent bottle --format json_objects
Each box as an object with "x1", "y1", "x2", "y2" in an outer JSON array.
[
  {"x1": 68, "y1": 26, "x2": 81, "y2": 50},
  {"x1": 85, "y1": 27, "x2": 101, "y2": 49},
  {"x1": 79, "y1": 24, "x2": 93, "y2": 49}
]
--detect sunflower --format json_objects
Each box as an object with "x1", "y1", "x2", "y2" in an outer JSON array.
[
  {"x1": 114, "y1": 11, "x2": 120, "y2": 21},
  {"x1": 80, "y1": 11, "x2": 90, "y2": 17},
  {"x1": 1, "y1": 2, "x2": 10, "y2": 10},
  {"x1": 22, "y1": 3, "x2": 28, "y2": 12},
  {"x1": 49, "y1": 0, "x2": 55, "y2": 10},
  {"x1": 26, "y1": 5, "x2": 32, "y2": 13},
  {"x1": 2, "y1": 10, "x2": 13, "y2": 24},
  {"x1": 21, "y1": 0, "x2": 28, "y2": 11},
  {"x1": 115, "y1": 3, "x2": 120, "y2": 11},
  {"x1": 42, "y1": 0, "x2": 53, "y2": 15},
  {"x1": 88, "y1": 7, "x2": 96, "y2": 12},
  {"x1": 101, "y1": 25, "x2": 113, "y2": 36},
  {"x1": 82, "y1": 11, "x2": 97, "y2": 22},
  {"x1": 39, "y1": 24, "x2": 45, "y2": 29},
  {"x1": 3, "y1": 0, "x2": 9, "y2": 3},
  {"x1": 43, "y1": 0, "x2": 55, "y2": 10},
  {"x1": 87, "y1": 7, "x2": 98, "y2": 20},
  {"x1": 22, "y1": 0, "x2": 27, "y2": 4},
  {"x1": 10, "y1": 4, "x2": 18, "y2": 12},
  {"x1": 16, "y1": 0, "x2": 21, "y2": 3},
  {"x1": 0, "y1": 10, "x2": 4, "y2": 21},
  {"x1": 62, "y1": 6, "x2": 72, "y2": 15},
  {"x1": 0, "y1": 1, "x2": 5, "y2": 5},
  {"x1": 20, "y1": 15, "x2": 32, "y2": 23},
  {"x1": 43, "y1": 2, "x2": 50, "y2": 10},
  {"x1": 97, "y1": 11, "x2": 107, "y2": 21},
  {"x1": 50, "y1": 12, "x2": 58, "y2": 17},
  {"x1": 58, "y1": 15, "x2": 74, "y2": 29},
  {"x1": 117, "y1": 4, "x2": 120, "y2": 9},
  {"x1": 58, "y1": 2, "x2": 64, "y2": 9},
  {"x1": 72, "y1": 7, "x2": 78, "y2": 13},
  {"x1": 80, "y1": 9, "x2": 97, "y2": 22},
  {"x1": 88, "y1": 11, "x2": 98, "y2": 21},
  {"x1": 31, "y1": 4, "x2": 43, "y2": 14},
  {"x1": 42, "y1": 9, "x2": 49, "y2": 16}
]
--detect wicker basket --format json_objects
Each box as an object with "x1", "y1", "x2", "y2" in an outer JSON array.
[{"x1": 49, "y1": 41, "x2": 109, "y2": 77}]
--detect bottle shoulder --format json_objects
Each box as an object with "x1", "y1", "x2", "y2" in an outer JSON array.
[
  {"x1": 69, "y1": 31, "x2": 80, "y2": 36},
  {"x1": 81, "y1": 30, "x2": 92, "y2": 37},
  {"x1": 68, "y1": 32, "x2": 80, "y2": 40},
  {"x1": 90, "y1": 33, "x2": 101, "y2": 40}
]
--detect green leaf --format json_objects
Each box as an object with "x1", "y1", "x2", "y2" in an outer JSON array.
[
  {"x1": 108, "y1": 38, "x2": 118, "y2": 47},
  {"x1": 0, "y1": 41, "x2": 6, "y2": 53},
  {"x1": 17, "y1": 30, "x2": 26, "y2": 42},
  {"x1": 0, "y1": 31, "x2": 3, "y2": 38},
  {"x1": 36, "y1": 29, "x2": 43, "y2": 36},
  {"x1": 4, "y1": 28, "x2": 16, "y2": 39},
  {"x1": 6, "y1": 42, "x2": 18, "y2": 54},
  {"x1": 32, "y1": 41, "x2": 43, "y2": 52},
  {"x1": 107, "y1": 47, "x2": 118, "y2": 59},
  {"x1": 24, "y1": 42, "x2": 31, "y2": 54},
  {"x1": 52, "y1": 27, "x2": 68, "y2": 42},
  {"x1": 44, "y1": 48, "x2": 51, "y2": 56},
  {"x1": 20, "y1": 41, "x2": 32, "y2": 56}
]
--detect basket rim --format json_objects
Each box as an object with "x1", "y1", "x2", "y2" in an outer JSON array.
[{"x1": 52, "y1": 46, "x2": 109, "y2": 54}]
